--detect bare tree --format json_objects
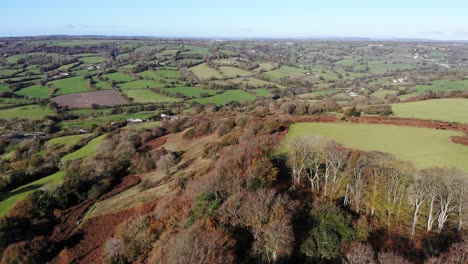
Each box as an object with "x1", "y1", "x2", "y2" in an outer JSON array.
[
  {"x1": 421, "y1": 168, "x2": 441, "y2": 232},
  {"x1": 348, "y1": 154, "x2": 368, "y2": 213},
  {"x1": 343, "y1": 243, "x2": 375, "y2": 264},
  {"x1": 377, "y1": 251, "x2": 411, "y2": 264},
  {"x1": 322, "y1": 140, "x2": 349, "y2": 196},
  {"x1": 304, "y1": 136, "x2": 325, "y2": 192},
  {"x1": 157, "y1": 153, "x2": 177, "y2": 177},
  {"x1": 436, "y1": 170, "x2": 461, "y2": 233},
  {"x1": 410, "y1": 176, "x2": 429, "y2": 237},
  {"x1": 287, "y1": 137, "x2": 311, "y2": 187},
  {"x1": 383, "y1": 160, "x2": 413, "y2": 223},
  {"x1": 324, "y1": 141, "x2": 349, "y2": 196}
]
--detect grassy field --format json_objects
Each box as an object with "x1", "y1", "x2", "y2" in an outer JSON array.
[
  {"x1": 103, "y1": 72, "x2": 135, "y2": 82},
  {"x1": 283, "y1": 123, "x2": 468, "y2": 172},
  {"x1": 80, "y1": 56, "x2": 105, "y2": 64},
  {"x1": 219, "y1": 66, "x2": 252, "y2": 78},
  {"x1": 124, "y1": 121, "x2": 161, "y2": 130},
  {"x1": 45, "y1": 134, "x2": 92, "y2": 151},
  {"x1": 252, "y1": 89, "x2": 272, "y2": 97},
  {"x1": 0, "y1": 69, "x2": 18, "y2": 77},
  {"x1": 213, "y1": 77, "x2": 283, "y2": 88},
  {"x1": 191, "y1": 90, "x2": 256, "y2": 105},
  {"x1": 158, "y1": 69, "x2": 182, "y2": 79},
  {"x1": 119, "y1": 80, "x2": 164, "y2": 89},
  {"x1": 60, "y1": 113, "x2": 156, "y2": 129},
  {"x1": 62, "y1": 134, "x2": 106, "y2": 161},
  {"x1": 392, "y1": 98, "x2": 468, "y2": 123},
  {"x1": 49, "y1": 76, "x2": 91, "y2": 95},
  {"x1": 371, "y1": 89, "x2": 398, "y2": 98},
  {"x1": 412, "y1": 80, "x2": 468, "y2": 95},
  {"x1": 138, "y1": 70, "x2": 163, "y2": 80},
  {"x1": 0, "y1": 171, "x2": 65, "y2": 216},
  {"x1": 122, "y1": 89, "x2": 180, "y2": 103},
  {"x1": 0, "y1": 105, "x2": 54, "y2": 120},
  {"x1": 162, "y1": 86, "x2": 217, "y2": 98},
  {"x1": 15, "y1": 85, "x2": 50, "y2": 98},
  {"x1": 92, "y1": 76, "x2": 112, "y2": 89},
  {"x1": 190, "y1": 63, "x2": 223, "y2": 80},
  {"x1": 0, "y1": 84, "x2": 9, "y2": 92}
]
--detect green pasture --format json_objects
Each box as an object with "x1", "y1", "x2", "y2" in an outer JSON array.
[
  {"x1": 122, "y1": 89, "x2": 180, "y2": 103},
  {"x1": 191, "y1": 89, "x2": 256, "y2": 105},
  {"x1": 0, "y1": 105, "x2": 53, "y2": 120},
  {"x1": 283, "y1": 123, "x2": 468, "y2": 172},
  {"x1": 15, "y1": 85, "x2": 50, "y2": 98},
  {"x1": 392, "y1": 99, "x2": 468, "y2": 123},
  {"x1": 0, "y1": 171, "x2": 65, "y2": 216},
  {"x1": 49, "y1": 76, "x2": 91, "y2": 95},
  {"x1": 62, "y1": 134, "x2": 106, "y2": 161}
]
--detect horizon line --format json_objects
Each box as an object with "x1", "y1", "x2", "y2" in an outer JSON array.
[{"x1": 1, "y1": 34, "x2": 468, "y2": 43}]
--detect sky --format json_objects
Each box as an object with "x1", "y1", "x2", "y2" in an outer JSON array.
[{"x1": 2, "y1": 0, "x2": 468, "y2": 40}]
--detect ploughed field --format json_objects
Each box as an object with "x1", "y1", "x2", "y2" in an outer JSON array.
[
  {"x1": 284, "y1": 122, "x2": 468, "y2": 173},
  {"x1": 51, "y1": 90, "x2": 127, "y2": 108}
]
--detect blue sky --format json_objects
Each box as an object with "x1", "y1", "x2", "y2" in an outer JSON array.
[{"x1": 2, "y1": 0, "x2": 468, "y2": 40}]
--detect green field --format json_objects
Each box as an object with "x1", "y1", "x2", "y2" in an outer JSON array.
[
  {"x1": 162, "y1": 86, "x2": 217, "y2": 98},
  {"x1": 15, "y1": 85, "x2": 50, "y2": 98},
  {"x1": 49, "y1": 76, "x2": 91, "y2": 95},
  {"x1": 61, "y1": 112, "x2": 156, "y2": 129},
  {"x1": 0, "y1": 105, "x2": 54, "y2": 120},
  {"x1": 0, "y1": 171, "x2": 65, "y2": 216},
  {"x1": 371, "y1": 89, "x2": 398, "y2": 98},
  {"x1": 219, "y1": 66, "x2": 252, "y2": 78},
  {"x1": 138, "y1": 70, "x2": 163, "y2": 80},
  {"x1": 392, "y1": 99, "x2": 468, "y2": 123},
  {"x1": 0, "y1": 84, "x2": 9, "y2": 92},
  {"x1": 190, "y1": 63, "x2": 223, "y2": 80},
  {"x1": 92, "y1": 76, "x2": 112, "y2": 89},
  {"x1": 62, "y1": 134, "x2": 106, "y2": 161},
  {"x1": 103, "y1": 72, "x2": 135, "y2": 82},
  {"x1": 368, "y1": 62, "x2": 415, "y2": 74},
  {"x1": 252, "y1": 89, "x2": 272, "y2": 97},
  {"x1": 0, "y1": 68, "x2": 17, "y2": 77},
  {"x1": 412, "y1": 80, "x2": 468, "y2": 95},
  {"x1": 122, "y1": 89, "x2": 180, "y2": 103},
  {"x1": 213, "y1": 77, "x2": 282, "y2": 88},
  {"x1": 45, "y1": 133, "x2": 92, "y2": 151},
  {"x1": 119, "y1": 80, "x2": 164, "y2": 89},
  {"x1": 191, "y1": 89, "x2": 256, "y2": 105},
  {"x1": 284, "y1": 123, "x2": 468, "y2": 172},
  {"x1": 263, "y1": 65, "x2": 307, "y2": 81},
  {"x1": 80, "y1": 56, "x2": 105, "y2": 64},
  {"x1": 124, "y1": 121, "x2": 161, "y2": 130},
  {"x1": 158, "y1": 69, "x2": 182, "y2": 79}
]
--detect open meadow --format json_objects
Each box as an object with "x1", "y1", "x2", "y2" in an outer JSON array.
[
  {"x1": 283, "y1": 122, "x2": 468, "y2": 172},
  {"x1": 392, "y1": 98, "x2": 468, "y2": 123}
]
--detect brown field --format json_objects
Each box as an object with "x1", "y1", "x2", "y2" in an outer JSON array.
[{"x1": 51, "y1": 90, "x2": 127, "y2": 108}]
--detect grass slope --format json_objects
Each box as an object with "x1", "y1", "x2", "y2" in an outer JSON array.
[
  {"x1": 0, "y1": 105, "x2": 54, "y2": 120},
  {"x1": 0, "y1": 171, "x2": 65, "y2": 216},
  {"x1": 62, "y1": 135, "x2": 106, "y2": 161}
]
